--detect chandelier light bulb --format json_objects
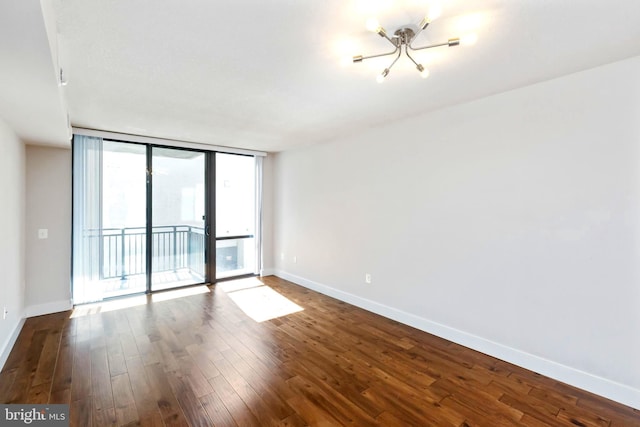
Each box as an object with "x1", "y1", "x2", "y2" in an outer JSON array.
[
  {"x1": 460, "y1": 33, "x2": 478, "y2": 46},
  {"x1": 417, "y1": 64, "x2": 430, "y2": 79},
  {"x1": 377, "y1": 68, "x2": 390, "y2": 83},
  {"x1": 366, "y1": 18, "x2": 381, "y2": 33},
  {"x1": 428, "y1": 4, "x2": 442, "y2": 21}
]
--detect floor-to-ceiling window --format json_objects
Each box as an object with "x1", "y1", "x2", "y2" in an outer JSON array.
[{"x1": 72, "y1": 134, "x2": 261, "y2": 304}]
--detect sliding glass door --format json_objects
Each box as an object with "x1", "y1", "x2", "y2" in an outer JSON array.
[
  {"x1": 151, "y1": 147, "x2": 205, "y2": 291},
  {"x1": 73, "y1": 135, "x2": 261, "y2": 304}
]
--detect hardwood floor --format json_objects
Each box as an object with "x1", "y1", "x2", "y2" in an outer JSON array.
[{"x1": 1, "y1": 276, "x2": 638, "y2": 426}]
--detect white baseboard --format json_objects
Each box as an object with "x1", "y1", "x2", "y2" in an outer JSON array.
[
  {"x1": 0, "y1": 317, "x2": 26, "y2": 371},
  {"x1": 273, "y1": 269, "x2": 640, "y2": 410},
  {"x1": 25, "y1": 300, "x2": 72, "y2": 318},
  {"x1": 260, "y1": 268, "x2": 276, "y2": 277}
]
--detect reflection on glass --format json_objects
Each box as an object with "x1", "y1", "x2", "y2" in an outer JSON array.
[
  {"x1": 216, "y1": 153, "x2": 255, "y2": 238},
  {"x1": 152, "y1": 148, "x2": 206, "y2": 291},
  {"x1": 216, "y1": 238, "x2": 255, "y2": 279}
]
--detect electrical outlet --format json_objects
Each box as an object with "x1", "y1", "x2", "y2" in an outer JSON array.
[
  {"x1": 293, "y1": 256, "x2": 297, "y2": 263},
  {"x1": 365, "y1": 273, "x2": 372, "y2": 284},
  {"x1": 280, "y1": 252, "x2": 285, "y2": 261},
  {"x1": 38, "y1": 228, "x2": 48, "y2": 239}
]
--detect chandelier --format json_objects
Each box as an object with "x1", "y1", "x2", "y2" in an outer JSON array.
[{"x1": 353, "y1": 16, "x2": 461, "y2": 83}]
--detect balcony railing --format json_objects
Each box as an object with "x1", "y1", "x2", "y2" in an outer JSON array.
[{"x1": 98, "y1": 225, "x2": 205, "y2": 280}]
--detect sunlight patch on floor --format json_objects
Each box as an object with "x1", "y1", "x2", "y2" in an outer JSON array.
[
  {"x1": 221, "y1": 278, "x2": 304, "y2": 322},
  {"x1": 71, "y1": 285, "x2": 210, "y2": 317}
]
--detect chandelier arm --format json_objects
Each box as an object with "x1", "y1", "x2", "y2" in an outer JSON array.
[
  {"x1": 404, "y1": 45, "x2": 420, "y2": 67},
  {"x1": 380, "y1": 32, "x2": 397, "y2": 47},
  {"x1": 385, "y1": 48, "x2": 402, "y2": 72},
  {"x1": 409, "y1": 19, "x2": 429, "y2": 47},
  {"x1": 409, "y1": 39, "x2": 458, "y2": 51},
  {"x1": 355, "y1": 46, "x2": 399, "y2": 62}
]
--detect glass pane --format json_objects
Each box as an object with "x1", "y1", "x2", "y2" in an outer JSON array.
[
  {"x1": 73, "y1": 138, "x2": 147, "y2": 303},
  {"x1": 152, "y1": 148, "x2": 206, "y2": 291},
  {"x1": 102, "y1": 141, "x2": 148, "y2": 298},
  {"x1": 216, "y1": 153, "x2": 255, "y2": 237},
  {"x1": 216, "y1": 237, "x2": 255, "y2": 279},
  {"x1": 216, "y1": 153, "x2": 256, "y2": 279}
]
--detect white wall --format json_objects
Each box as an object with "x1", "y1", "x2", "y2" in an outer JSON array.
[
  {"x1": 0, "y1": 119, "x2": 26, "y2": 369},
  {"x1": 261, "y1": 154, "x2": 275, "y2": 274},
  {"x1": 25, "y1": 145, "x2": 72, "y2": 316},
  {"x1": 271, "y1": 55, "x2": 640, "y2": 409}
]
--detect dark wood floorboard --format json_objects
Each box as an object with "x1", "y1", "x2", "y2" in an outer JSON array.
[{"x1": 1, "y1": 275, "x2": 638, "y2": 426}]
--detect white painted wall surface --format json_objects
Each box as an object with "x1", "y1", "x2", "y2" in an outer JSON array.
[
  {"x1": 271, "y1": 56, "x2": 640, "y2": 408},
  {"x1": 261, "y1": 155, "x2": 275, "y2": 274},
  {"x1": 25, "y1": 146, "x2": 72, "y2": 316},
  {"x1": 0, "y1": 119, "x2": 26, "y2": 369}
]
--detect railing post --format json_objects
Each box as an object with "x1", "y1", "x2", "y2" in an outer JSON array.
[
  {"x1": 173, "y1": 226, "x2": 177, "y2": 272},
  {"x1": 187, "y1": 226, "x2": 192, "y2": 274},
  {"x1": 98, "y1": 230, "x2": 105, "y2": 280},
  {"x1": 120, "y1": 228, "x2": 126, "y2": 280}
]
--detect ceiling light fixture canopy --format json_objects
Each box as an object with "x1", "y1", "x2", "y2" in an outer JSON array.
[{"x1": 353, "y1": 14, "x2": 462, "y2": 83}]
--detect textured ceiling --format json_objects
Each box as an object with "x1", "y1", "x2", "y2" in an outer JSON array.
[{"x1": 6, "y1": 1, "x2": 640, "y2": 152}]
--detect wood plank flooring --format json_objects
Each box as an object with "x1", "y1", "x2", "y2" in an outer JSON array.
[{"x1": 1, "y1": 275, "x2": 638, "y2": 426}]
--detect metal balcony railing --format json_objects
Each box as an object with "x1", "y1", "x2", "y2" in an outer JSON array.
[{"x1": 97, "y1": 225, "x2": 205, "y2": 280}]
